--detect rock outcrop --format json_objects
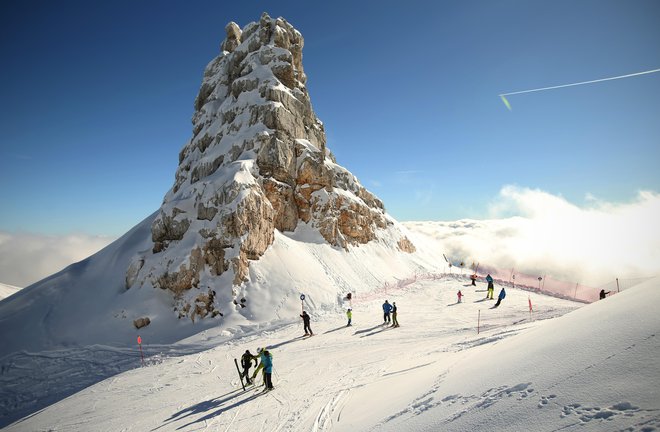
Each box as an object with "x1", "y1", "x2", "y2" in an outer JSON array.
[{"x1": 125, "y1": 13, "x2": 415, "y2": 319}]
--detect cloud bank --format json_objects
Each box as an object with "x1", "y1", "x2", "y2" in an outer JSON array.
[
  {"x1": 2, "y1": 186, "x2": 658, "y2": 292},
  {"x1": 0, "y1": 233, "x2": 115, "y2": 287},
  {"x1": 405, "y1": 186, "x2": 660, "y2": 288}
]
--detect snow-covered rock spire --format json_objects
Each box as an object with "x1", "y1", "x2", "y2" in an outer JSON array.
[{"x1": 126, "y1": 13, "x2": 415, "y2": 320}]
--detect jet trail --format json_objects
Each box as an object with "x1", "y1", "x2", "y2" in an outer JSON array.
[{"x1": 499, "y1": 67, "x2": 660, "y2": 110}]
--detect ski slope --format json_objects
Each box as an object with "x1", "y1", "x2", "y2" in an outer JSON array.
[
  {"x1": 0, "y1": 283, "x2": 20, "y2": 301},
  {"x1": 4, "y1": 275, "x2": 657, "y2": 431}
]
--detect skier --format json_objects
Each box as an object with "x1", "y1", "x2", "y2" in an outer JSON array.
[
  {"x1": 470, "y1": 274, "x2": 477, "y2": 286},
  {"x1": 382, "y1": 300, "x2": 393, "y2": 324},
  {"x1": 599, "y1": 289, "x2": 611, "y2": 300},
  {"x1": 457, "y1": 290, "x2": 463, "y2": 303},
  {"x1": 300, "y1": 310, "x2": 313, "y2": 336},
  {"x1": 494, "y1": 287, "x2": 506, "y2": 307},
  {"x1": 346, "y1": 308, "x2": 352, "y2": 326},
  {"x1": 251, "y1": 347, "x2": 274, "y2": 391},
  {"x1": 261, "y1": 348, "x2": 274, "y2": 391},
  {"x1": 391, "y1": 302, "x2": 399, "y2": 327},
  {"x1": 241, "y1": 349, "x2": 258, "y2": 384},
  {"x1": 486, "y1": 274, "x2": 494, "y2": 299}
]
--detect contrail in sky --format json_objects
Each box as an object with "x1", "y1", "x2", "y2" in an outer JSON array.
[{"x1": 499, "y1": 67, "x2": 660, "y2": 110}]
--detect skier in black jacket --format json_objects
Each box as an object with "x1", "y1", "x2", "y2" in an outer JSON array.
[
  {"x1": 300, "y1": 311, "x2": 314, "y2": 336},
  {"x1": 241, "y1": 350, "x2": 258, "y2": 384}
]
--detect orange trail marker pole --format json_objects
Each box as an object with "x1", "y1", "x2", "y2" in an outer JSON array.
[{"x1": 137, "y1": 335, "x2": 145, "y2": 367}]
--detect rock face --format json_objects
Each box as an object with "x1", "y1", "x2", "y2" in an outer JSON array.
[{"x1": 126, "y1": 13, "x2": 415, "y2": 319}]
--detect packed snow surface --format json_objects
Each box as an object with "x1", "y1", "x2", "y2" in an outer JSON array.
[
  {"x1": 4, "y1": 274, "x2": 658, "y2": 431},
  {"x1": 0, "y1": 283, "x2": 20, "y2": 301}
]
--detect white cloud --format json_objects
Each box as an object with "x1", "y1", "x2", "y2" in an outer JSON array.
[
  {"x1": 0, "y1": 232, "x2": 116, "y2": 287},
  {"x1": 407, "y1": 186, "x2": 660, "y2": 288}
]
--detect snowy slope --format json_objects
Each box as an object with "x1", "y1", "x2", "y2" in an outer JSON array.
[
  {"x1": 0, "y1": 282, "x2": 20, "y2": 300},
  {"x1": 0, "y1": 218, "x2": 438, "y2": 427},
  {"x1": 4, "y1": 274, "x2": 657, "y2": 431}
]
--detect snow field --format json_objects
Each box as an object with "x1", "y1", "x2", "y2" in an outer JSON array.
[{"x1": 5, "y1": 275, "x2": 599, "y2": 431}]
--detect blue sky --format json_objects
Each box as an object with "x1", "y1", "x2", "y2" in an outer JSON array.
[{"x1": 1, "y1": 0, "x2": 659, "y2": 237}]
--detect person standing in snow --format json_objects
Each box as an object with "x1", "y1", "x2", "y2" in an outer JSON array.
[
  {"x1": 457, "y1": 290, "x2": 463, "y2": 303},
  {"x1": 470, "y1": 274, "x2": 477, "y2": 286},
  {"x1": 241, "y1": 349, "x2": 258, "y2": 384},
  {"x1": 494, "y1": 287, "x2": 506, "y2": 307},
  {"x1": 382, "y1": 300, "x2": 393, "y2": 324},
  {"x1": 261, "y1": 348, "x2": 274, "y2": 391},
  {"x1": 346, "y1": 308, "x2": 352, "y2": 327},
  {"x1": 300, "y1": 310, "x2": 313, "y2": 336},
  {"x1": 391, "y1": 302, "x2": 400, "y2": 327},
  {"x1": 486, "y1": 274, "x2": 494, "y2": 299},
  {"x1": 599, "y1": 289, "x2": 611, "y2": 300},
  {"x1": 251, "y1": 347, "x2": 274, "y2": 390}
]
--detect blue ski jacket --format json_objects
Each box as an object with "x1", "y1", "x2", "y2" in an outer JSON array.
[
  {"x1": 498, "y1": 289, "x2": 506, "y2": 300},
  {"x1": 486, "y1": 274, "x2": 493, "y2": 283},
  {"x1": 383, "y1": 302, "x2": 393, "y2": 313},
  {"x1": 261, "y1": 351, "x2": 273, "y2": 373}
]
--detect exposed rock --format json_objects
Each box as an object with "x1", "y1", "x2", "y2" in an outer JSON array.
[
  {"x1": 189, "y1": 289, "x2": 220, "y2": 322},
  {"x1": 398, "y1": 236, "x2": 417, "y2": 253},
  {"x1": 220, "y1": 22, "x2": 242, "y2": 53},
  {"x1": 133, "y1": 317, "x2": 151, "y2": 329},
  {"x1": 125, "y1": 258, "x2": 144, "y2": 289}
]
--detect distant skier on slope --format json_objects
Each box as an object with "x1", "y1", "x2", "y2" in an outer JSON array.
[
  {"x1": 457, "y1": 290, "x2": 463, "y2": 303},
  {"x1": 241, "y1": 349, "x2": 258, "y2": 384},
  {"x1": 599, "y1": 289, "x2": 611, "y2": 300},
  {"x1": 346, "y1": 308, "x2": 352, "y2": 327},
  {"x1": 300, "y1": 310, "x2": 314, "y2": 336},
  {"x1": 494, "y1": 287, "x2": 506, "y2": 307},
  {"x1": 382, "y1": 300, "x2": 393, "y2": 324},
  {"x1": 391, "y1": 302, "x2": 400, "y2": 327},
  {"x1": 486, "y1": 274, "x2": 494, "y2": 299},
  {"x1": 470, "y1": 274, "x2": 477, "y2": 286}
]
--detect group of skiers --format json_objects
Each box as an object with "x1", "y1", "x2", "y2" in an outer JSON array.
[
  {"x1": 238, "y1": 274, "x2": 618, "y2": 394},
  {"x1": 240, "y1": 347, "x2": 274, "y2": 391},
  {"x1": 381, "y1": 300, "x2": 399, "y2": 327},
  {"x1": 457, "y1": 273, "x2": 506, "y2": 307}
]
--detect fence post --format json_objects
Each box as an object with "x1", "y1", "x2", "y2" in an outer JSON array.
[
  {"x1": 477, "y1": 309, "x2": 481, "y2": 334},
  {"x1": 616, "y1": 278, "x2": 620, "y2": 293}
]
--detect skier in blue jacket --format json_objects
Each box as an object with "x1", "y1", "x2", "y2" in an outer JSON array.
[
  {"x1": 251, "y1": 347, "x2": 274, "y2": 390},
  {"x1": 494, "y1": 287, "x2": 506, "y2": 307},
  {"x1": 382, "y1": 300, "x2": 393, "y2": 324}
]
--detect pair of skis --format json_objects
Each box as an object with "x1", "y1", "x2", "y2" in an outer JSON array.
[
  {"x1": 233, "y1": 358, "x2": 256, "y2": 391},
  {"x1": 234, "y1": 358, "x2": 270, "y2": 393}
]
